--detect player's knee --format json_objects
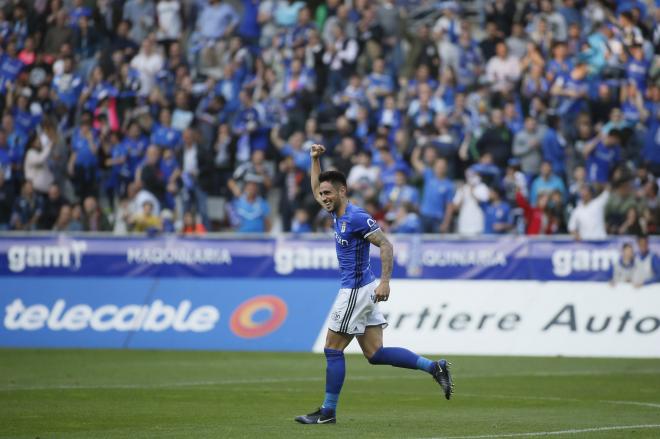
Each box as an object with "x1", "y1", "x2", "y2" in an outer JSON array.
[{"x1": 366, "y1": 347, "x2": 384, "y2": 364}]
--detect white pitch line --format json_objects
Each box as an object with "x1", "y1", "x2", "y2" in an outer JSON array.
[
  {"x1": 423, "y1": 424, "x2": 660, "y2": 439},
  {"x1": 458, "y1": 392, "x2": 660, "y2": 411},
  {"x1": 3, "y1": 368, "x2": 660, "y2": 394}
]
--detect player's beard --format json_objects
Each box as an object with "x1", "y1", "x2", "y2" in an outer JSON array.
[{"x1": 324, "y1": 199, "x2": 336, "y2": 212}]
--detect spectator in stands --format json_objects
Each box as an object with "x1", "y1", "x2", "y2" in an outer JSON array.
[
  {"x1": 11, "y1": 180, "x2": 42, "y2": 231},
  {"x1": 231, "y1": 179, "x2": 271, "y2": 233},
  {"x1": 130, "y1": 37, "x2": 164, "y2": 97},
  {"x1": 182, "y1": 210, "x2": 206, "y2": 235},
  {"x1": 583, "y1": 129, "x2": 623, "y2": 184},
  {"x1": 568, "y1": 185, "x2": 610, "y2": 240},
  {"x1": 291, "y1": 207, "x2": 312, "y2": 233},
  {"x1": 82, "y1": 196, "x2": 110, "y2": 232},
  {"x1": 137, "y1": 145, "x2": 166, "y2": 210},
  {"x1": 530, "y1": 161, "x2": 567, "y2": 206},
  {"x1": 68, "y1": 115, "x2": 99, "y2": 201},
  {"x1": 23, "y1": 132, "x2": 53, "y2": 195},
  {"x1": 130, "y1": 200, "x2": 162, "y2": 233},
  {"x1": 516, "y1": 187, "x2": 553, "y2": 235},
  {"x1": 391, "y1": 202, "x2": 422, "y2": 234},
  {"x1": 476, "y1": 108, "x2": 513, "y2": 170},
  {"x1": 228, "y1": 149, "x2": 273, "y2": 198},
  {"x1": 611, "y1": 242, "x2": 636, "y2": 286},
  {"x1": 484, "y1": 186, "x2": 513, "y2": 234},
  {"x1": 412, "y1": 148, "x2": 454, "y2": 234},
  {"x1": 347, "y1": 149, "x2": 379, "y2": 203},
  {"x1": 179, "y1": 128, "x2": 212, "y2": 229},
  {"x1": 485, "y1": 41, "x2": 521, "y2": 99},
  {"x1": 513, "y1": 116, "x2": 544, "y2": 177},
  {"x1": 53, "y1": 204, "x2": 72, "y2": 232},
  {"x1": 39, "y1": 184, "x2": 66, "y2": 230},
  {"x1": 633, "y1": 235, "x2": 660, "y2": 286},
  {"x1": 442, "y1": 170, "x2": 489, "y2": 235},
  {"x1": 0, "y1": 171, "x2": 13, "y2": 230},
  {"x1": 380, "y1": 169, "x2": 419, "y2": 224}
]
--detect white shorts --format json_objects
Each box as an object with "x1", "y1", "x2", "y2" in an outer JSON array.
[{"x1": 328, "y1": 280, "x2": 388, "y2": 335}]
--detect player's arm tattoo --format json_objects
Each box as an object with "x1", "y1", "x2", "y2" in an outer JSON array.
[{"x1": 367, "y1": 230, "x2": 393, "y2": 282}]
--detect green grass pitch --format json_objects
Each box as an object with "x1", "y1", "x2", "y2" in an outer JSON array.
[{"x1": 2, "y1": 349, "x2": 660, "y2": 438}]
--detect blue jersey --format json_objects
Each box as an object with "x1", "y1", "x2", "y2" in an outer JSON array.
[
  {"x1": 484, "y1": 201, "x2": 512, "y2": 234},
  {"x1": 332, "y1": 203, "x2": 379, "y2": 289},
  {"x1": 586, "y1": 141, "x2": 621, "y2": 183}
]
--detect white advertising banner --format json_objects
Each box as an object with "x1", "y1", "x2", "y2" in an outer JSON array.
[{"x1": 313, "y1": 280, "x2": 660, "y2": 358}]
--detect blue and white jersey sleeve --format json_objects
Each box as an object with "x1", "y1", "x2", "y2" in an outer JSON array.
[{"x1": 350, "y1": 209, "x2": 380, "y2": 238}]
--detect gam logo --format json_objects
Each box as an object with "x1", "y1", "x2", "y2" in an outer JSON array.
[{"x1": 7, "y1": 241, "x2": 88, "y2": 273}]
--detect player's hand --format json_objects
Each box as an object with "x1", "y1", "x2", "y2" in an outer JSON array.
[
  {"x1": 310, "y1": 144, "x2": 326, "y2": 158},
  {"x1": 374, "y1": 281, "x2": 390, "y2": 302}
]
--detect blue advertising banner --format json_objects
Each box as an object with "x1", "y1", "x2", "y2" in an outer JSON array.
[
  {"x1": 0, "y1": 277, "x2": 337, "y2": 351},
  {"x1": 0, "y1": 235, "x2": 657, "y2": 281}
]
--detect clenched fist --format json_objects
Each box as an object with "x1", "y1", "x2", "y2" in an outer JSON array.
[{"x1": 310, "y1": 144, "x2": 326, "y2": 158}]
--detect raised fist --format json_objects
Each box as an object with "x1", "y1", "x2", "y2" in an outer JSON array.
[{"x1": 310, "y1": 144, "x2": 326, "y2": 158}]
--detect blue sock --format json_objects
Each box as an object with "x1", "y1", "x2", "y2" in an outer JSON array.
[
  {"x1": 322, "y1": 348, "x2": 345, "y2": 413},
  {"x1": 369, "y1": 347, "x2": 435, "y2": 373}
]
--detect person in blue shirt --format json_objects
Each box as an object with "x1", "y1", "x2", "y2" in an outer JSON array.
[
  {"x1": 122, "y1": 121, "x2": 149, "y2": 180},
  {"x1": 365, "y1": 58, "x2": 394, "y2": 108},
  {"x1": 643, "y1": 84, "x2": 660, "y2": 175},
  {"x1": 583, "y1": 129, "x2": 623, "y2": 184},
  {"x1": 550, "y1": 60, "x2": 589, "y2": 121},
  {"x1": 69, "y1": 117, "x2": 99, "y2": 200},
  {"x1": 376, "y1": 146, "x2": 409, "y2": 192},
  {"x1": 3, "y1": 114, "x2": 27, "y2": 181},
  {"x1": 0, "y1": 40, "x2": 24, "y2": 95},
  {"x1": 542, "y1": 114, "x2": 567, "y2": 178},
  {"x1": 231, "y1": 179, "x2": 270, "y2": 233},
  {"x1": 295, "y1": 144, "x2": 453, "y2": 424},
  {"x1": 151, "y1": 107, "x2": 182, "y2": 151},
  {"x1": 411, "y1": 148, "x2": 455, "y2": 233},
  {"x1": 626, "y1": 44, "x2": 649, "y2": 92},
  {"x1": 51, "y1": 57, "x2": 84, "y2": 110},
  {"x1": 271, "y1": 127, "x2": 310, "y2": 172},
  {"x1": 105, "y1": 139, "x2": 130, "y2": 201},
  {"x1": 379, "y1": 169, "x2": 419, "y2": 223},
  {"x1": 390, "y1": 202, "x2": 423, "y2": 234},
  {"x1": 12, "y1": 92, "x2": 41, "y2": 137},
  {"x1": 0, "y1": 128, "x2": 10, "y2": 180},
  {"x1": 295, "y1": 144, "x2": 453, "y2": 425},
  {"x1": 484, "y1": 186, "x2": 513, "y2": 234},
  {"x1": 546, "y1": 41, "x2": 573, "y2": 85},
  {"x1": 530, "y1": 161, "x2": 567, "y2": 205},
  {"x1": 159, "y1": 148, "x2": 181, "y2": 210}
]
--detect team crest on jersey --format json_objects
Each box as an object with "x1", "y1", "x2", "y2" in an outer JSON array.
[
  {"x1": 331, "y1": 310, "x2": 342, "y2": 321},
  {"x1": 341, "y1": 222, "x2": 346, "y2": 233}
]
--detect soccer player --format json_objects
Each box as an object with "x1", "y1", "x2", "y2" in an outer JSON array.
[{"x1": 295, "y1": 144, "x2": 453, "y2": 425}]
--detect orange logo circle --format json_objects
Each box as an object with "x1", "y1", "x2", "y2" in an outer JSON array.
[{"x1": 229, "y1": 295, "x2": 288, "y2": 338}]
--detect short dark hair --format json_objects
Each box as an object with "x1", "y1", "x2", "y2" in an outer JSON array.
[{"x1": 319, "y1": 170, "x2": 347, "y2": 189}]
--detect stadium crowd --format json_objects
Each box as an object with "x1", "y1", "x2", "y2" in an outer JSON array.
[{"x1": 0, "y1": 0, "x2": 659, "y2": 238}]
